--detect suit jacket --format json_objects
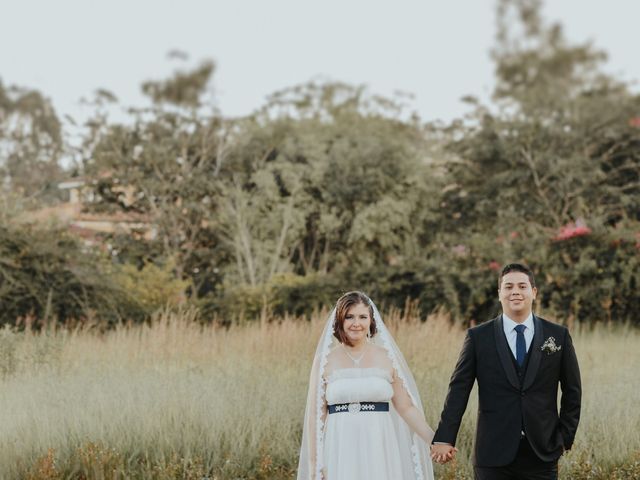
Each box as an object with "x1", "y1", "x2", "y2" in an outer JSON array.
[{"x1": 433, "y1": 315, "x2": 581, "y2": 467}]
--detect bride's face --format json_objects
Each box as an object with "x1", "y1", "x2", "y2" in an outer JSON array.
[{"x1": 343, "y1": 302, "x2": 372, "y2": 345}]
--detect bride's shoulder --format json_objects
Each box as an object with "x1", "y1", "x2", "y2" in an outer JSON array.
[
  {"x1": 369, "y1": 343, "x2": 389, "y2": 355},
  {"x1": 369, "y1": 344, "x2": 393, "y2": 365},
  {"x1": 324, "y1": 345, "x2": 344, "y2": 368}
]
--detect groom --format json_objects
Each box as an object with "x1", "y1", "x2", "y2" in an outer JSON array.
[{"x1": 431, "y1": 263, "x2": 581, "y2": 479}]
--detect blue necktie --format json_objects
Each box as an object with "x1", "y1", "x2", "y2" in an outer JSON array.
[{"x1": 515, "y1": 324, "x2": 526, "y2": 367}]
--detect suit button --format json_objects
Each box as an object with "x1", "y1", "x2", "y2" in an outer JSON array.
[{"x1": 521, "y1": 392, "x2": 525, "y2": 397}]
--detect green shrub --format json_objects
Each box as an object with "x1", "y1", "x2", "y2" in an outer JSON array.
[
  {"x1": 0, "y1": 223, "x2": 140, "y2": 326},
  {"x1": 110, "y1": 258, "x2": 191, "y2": 316}
]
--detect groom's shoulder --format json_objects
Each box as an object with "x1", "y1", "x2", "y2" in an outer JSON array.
[{"x1": 467, "y1": 315, "x2": 501, "y2": 336}]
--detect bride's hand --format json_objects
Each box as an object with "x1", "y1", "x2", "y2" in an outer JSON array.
[{"x1": 431, "y1": 443, "x2": 457, "y2": 464}]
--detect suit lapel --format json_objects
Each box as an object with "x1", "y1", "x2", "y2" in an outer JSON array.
[
  {"x1": 493, "y1": 315, "x2": 520, "y2": 389},
  {"x1": 522, "y1": 315, "x2": 544, "y2": 390}
]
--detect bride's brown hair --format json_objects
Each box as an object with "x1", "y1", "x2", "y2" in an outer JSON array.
[{"x1": 333, "y1": 291, "x2": 377, "y2": 347}]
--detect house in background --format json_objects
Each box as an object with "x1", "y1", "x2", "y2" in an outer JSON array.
[{"x1": 21, "y1": 177, "x2": 156, "y2": 245}]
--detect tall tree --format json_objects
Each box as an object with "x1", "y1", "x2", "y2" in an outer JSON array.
[
  {"x1": 83, "y1": 61, "x2": 230, "y2": 296},
  {"x1": 431, "y1": 0, "x2": 640, "y2": 323},
  {"x1": 0, "y1": 80, "x2": 64, "y2": 201},
  {"x1": 441, "y1": 0, "x2": 640, "y2": 234}
]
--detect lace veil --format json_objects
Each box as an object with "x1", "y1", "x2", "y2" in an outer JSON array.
[{"x1": 296, "y1": 296, "x2": 435, "y2": 480}]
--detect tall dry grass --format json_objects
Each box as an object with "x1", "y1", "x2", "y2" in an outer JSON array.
[{"x1": 0, "y1": 310, "x2": 638, "y2": 479}]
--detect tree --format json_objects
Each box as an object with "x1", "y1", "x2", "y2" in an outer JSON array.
[
  {"x1": 83, "y1": 61, "x2": 230, "y2": 298},
  {"x1": 432, "y1": 0, "x2": 640, "y2": 324},
  {"x1": 0, "y1": 80, "x2": 64, "y2": 202},
  {"x1": 83, "y1": 74, "x2": 445, "y2": 317},
  {"x1": 246, "y1": 82, "x2": 441, "y2": 273},
  {"x1": 0, "y1": 220, "x2": 139, "y2": 325},
  {"x1": 442, "y1": 0, "x2": 640, "y2": 233}
]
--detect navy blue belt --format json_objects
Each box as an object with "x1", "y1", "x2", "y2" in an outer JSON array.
[{"x1": 328, "y1": 402, "x2": 389, "y2": 414}]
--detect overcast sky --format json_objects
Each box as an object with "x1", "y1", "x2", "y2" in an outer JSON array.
[{"x1": 1, "y1": 0, "x2": 638, "y2": 126}]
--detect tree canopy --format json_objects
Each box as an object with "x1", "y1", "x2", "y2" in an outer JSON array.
[{"x1": 1, "y1": 0, "x2": 638, "y2": 326}]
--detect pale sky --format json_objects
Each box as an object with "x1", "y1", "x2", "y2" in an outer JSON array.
[{"x1": 1, "y1": 0, "x2": 638, "y2": 126}]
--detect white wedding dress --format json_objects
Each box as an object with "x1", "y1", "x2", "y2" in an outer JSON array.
[
  {"x1": 296, "y1": 298, "x2": 434, "y2": 480},
  {"x1": 323, "y1": 367, "x2": 409, "y2": 480}
]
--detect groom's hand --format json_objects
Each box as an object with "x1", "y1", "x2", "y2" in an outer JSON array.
[{"x1": 430, "y1": 443, "x2": 457, "y2": 464}]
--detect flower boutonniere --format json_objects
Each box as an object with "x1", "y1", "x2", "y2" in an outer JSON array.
[{"x1": 541, "y1": 337, "x2": 562, "y2": 355}]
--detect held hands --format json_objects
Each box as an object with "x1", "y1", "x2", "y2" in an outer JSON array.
[{"x1": 430, "y1": 443, "x2": 458, "y2": 464}]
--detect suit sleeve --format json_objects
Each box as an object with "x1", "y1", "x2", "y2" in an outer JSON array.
[
  {"x1": 558, "y1": 328, "x2": 581, "y2": 450},
  {"x1": 432, "y1": 329, "x2": 477, "y2": 445}
]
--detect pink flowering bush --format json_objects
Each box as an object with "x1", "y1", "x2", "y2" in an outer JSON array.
[
  {"x1": 553, "y1": 220, "x2": 592, "y2": 241},
  {"x1": 415, "y1": 221, "x2": 640, "y2": 326}
]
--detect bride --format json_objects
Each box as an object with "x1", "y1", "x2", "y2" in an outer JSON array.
[{"x1": 297, "y1": 291, "x2": 435, "y2": 480}]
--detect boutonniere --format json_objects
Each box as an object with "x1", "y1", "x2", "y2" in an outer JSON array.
[{"x1": 541, "y1": 337, "x2": 562, "y2": 355}]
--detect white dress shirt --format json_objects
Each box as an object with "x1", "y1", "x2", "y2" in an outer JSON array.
[{"x1": 502, "y1": 313, "x2": 535, "y2": 359}]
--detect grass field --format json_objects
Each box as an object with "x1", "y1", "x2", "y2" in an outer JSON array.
[{"x1": 0, "y1": 309, "x2": 638, "y2": 479}]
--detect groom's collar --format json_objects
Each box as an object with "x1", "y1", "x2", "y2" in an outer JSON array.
[{"x1": 502, "y1": 312, "x2": 534, "y2": 333}]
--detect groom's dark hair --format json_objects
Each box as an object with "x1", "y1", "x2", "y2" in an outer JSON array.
[{"x1": 499, "y1": 263, "x2": 536, "y2": 288}]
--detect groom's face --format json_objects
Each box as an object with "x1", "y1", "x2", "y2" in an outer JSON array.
[{"x1": 498, "y1": 271, "x2": 537, "y2": 319}]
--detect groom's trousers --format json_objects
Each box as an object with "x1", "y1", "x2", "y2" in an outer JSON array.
[{"x1": 473, "y1": 437, "x2": 558, "y2": 480}]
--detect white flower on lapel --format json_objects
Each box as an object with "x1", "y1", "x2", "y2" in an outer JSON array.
[{"x1": 541, "y1": 336, "x2": 562, "y2": 354}]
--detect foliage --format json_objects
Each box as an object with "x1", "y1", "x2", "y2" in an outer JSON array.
[
  {"x1": 83, "y1": 71, "x2": 443, "y2": 322},
  {"x1": 1, "y1": 0, "x2": 639, "y2": 326},
  {"x1": 535, "y1": 224, "x2": 640, "y2": 324},
  {"x1": 0, "y1": 221, "x2": 142, "y2": 325},
  {"x1": 82, "y1": 63, "x2": 230, "y2": 298},
  {"x1": 111, "y1": 258, "x2": 191, "y2": 316},
  {"x1": 141, "y1": 60, "x2": 215, "y2": 108},
  {"x1": 426, "y1": 0, "x2": 640, "y2": 324},
  {"x1": 413, "y1": 221, "x2": 640, "y2": 324},
  {"x1": 0, "y1": 80, "x2": 64, "y2": 202},
  {"x1": 202, "y1": 272, "x2": 342, "y2": 322}
]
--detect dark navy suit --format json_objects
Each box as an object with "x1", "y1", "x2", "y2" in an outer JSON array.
[{"x1": 433, "y1": 315, "x2": 581, "y2": 478}]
